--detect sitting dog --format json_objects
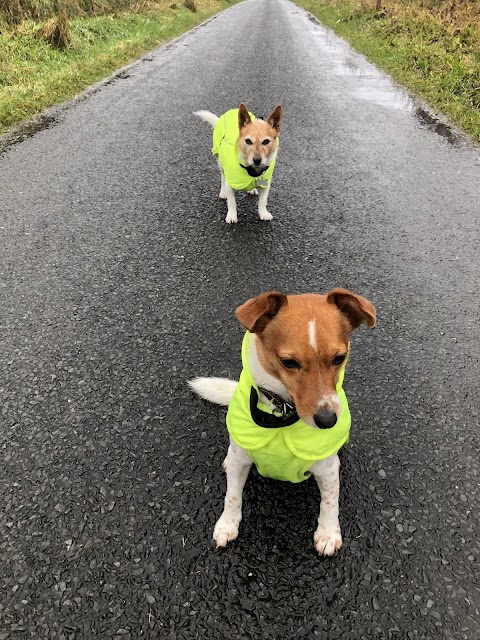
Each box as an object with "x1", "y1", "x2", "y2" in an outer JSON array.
[
  {"x1": 189, "y1": 289, "x2": 376, "y2": 556},
  {"x1": 194, "y1": 103, "x2": 282, "y2": 223}
]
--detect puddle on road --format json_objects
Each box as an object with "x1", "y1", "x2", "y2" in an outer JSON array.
[
  {"x1": 303, "y1": 11, "x2": 462, "y2": 144},
  {"x1": 414, "y1": 107, "x2": 459, "y2": 143},
  {"x1": 354, "y1": 80, "x2": 415, "y2": 112}
]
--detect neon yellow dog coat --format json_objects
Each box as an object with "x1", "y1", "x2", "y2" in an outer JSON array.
[
  {"x1": 226, "y1": 332, "x2": 351, "y2": 483},
  {"x1": 212, "y1": 109, "x2": 277, "y2": 192}
]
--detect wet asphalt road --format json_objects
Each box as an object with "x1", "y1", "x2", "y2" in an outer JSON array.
[{"x1": 1, "y1": 0, "x2": 480, "y2": 637}]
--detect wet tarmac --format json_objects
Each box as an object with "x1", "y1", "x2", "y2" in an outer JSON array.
[
  {"x1": 0, "y1": 0, "x2": 479, "y2": 638},
  {"x1": 0, "y1": 114, "x2": 58, "y2": 155}
]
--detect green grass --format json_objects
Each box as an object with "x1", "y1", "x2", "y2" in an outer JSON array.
[
  {"x1": 0, "y1": 0, "x2": 238, "y2": 134},
  {"x1": 294, "y1": 0, "x2": 480, "y2": 141}
]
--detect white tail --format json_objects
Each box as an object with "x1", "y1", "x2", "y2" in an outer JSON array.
[
  {"x1": 193, "y1": 110, "x2": 219, "y2": 128},
  {"x1": 189, "y1": 377, "x2": 238, "y2": 406}
]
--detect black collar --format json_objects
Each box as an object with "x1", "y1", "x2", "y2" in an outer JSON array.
[
  {"x1": 259, "y1": 387, "x2": 296, "y2": 415},
  {"x1": 250, "y1": 387, "x2": 299, "y2": 428},
  {"x1": 240, "y1": 164, "x2": 268, "y2": 178}
]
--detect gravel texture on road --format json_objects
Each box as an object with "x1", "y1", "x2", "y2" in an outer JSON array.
[{"x1": 1, "y1": 0, "x2": 479, "y2": 638}]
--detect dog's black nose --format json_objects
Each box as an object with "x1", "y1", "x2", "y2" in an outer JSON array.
[
  {"x1": 253, "y1": 156, "x2": 262, "y2": 166},
  {"x1": 314, "y1": 409, "x2": 337, "y2": 429}
]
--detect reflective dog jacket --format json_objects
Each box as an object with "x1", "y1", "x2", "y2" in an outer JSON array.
[
  {"x1": 226, "y1": 332, "x2": 351, "y2": 483},
  {"x1": 212, "y1": 109, "x2": 277, "y2": 191}
]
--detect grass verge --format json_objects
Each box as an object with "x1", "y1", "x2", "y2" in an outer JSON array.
[
  {"x1": 0, "y1": 0, "x2": 238, "y2": 135},
  {"x1": 294, "y1": 0, "x2": 480, "y2": 141}
]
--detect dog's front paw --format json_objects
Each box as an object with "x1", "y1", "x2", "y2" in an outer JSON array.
[
  {"x1": 247, "y1": 188, "x2": 258, "y2": 196},
  {"x1": 213, "y1": 515, "x2": 240, "y2": 547},
  {"x1": 219, "y1": 189, "x2": 227, "y2": 200},
  {"x1": 225, "y1": 212, "x2": 238, "y2": 224},
  {"x1": 313, "y1": 523, "x2": 342, "y2": 556},
  {"x1": 259, "y1": 210, "x2": 273, "y2": 221}
]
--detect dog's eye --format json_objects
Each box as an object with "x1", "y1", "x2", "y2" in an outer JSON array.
[
  {"x1": 262, "y1": 138, "x2": 270, "y2": 145},
  {"x1": 332, "y1": 354, "x2": 347, "y2": 366},
  {"x1": 280, "y1": 358, "x2": 300, "y2": 370},
  {"x1": 245, "y1": 138, "x2": 253, "y2": 145}
]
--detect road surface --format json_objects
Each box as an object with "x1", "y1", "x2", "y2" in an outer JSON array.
[{"x1": 1, "y1": 0, "x2": 479, "y2": 637}]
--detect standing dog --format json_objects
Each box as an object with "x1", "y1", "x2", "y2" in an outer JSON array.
[
  {"x1": 194, "y1": 104, "x2": 282, "y2": 223},
  {"x1": 189, "y1": 289, "x2": 376, "y2": 556}
]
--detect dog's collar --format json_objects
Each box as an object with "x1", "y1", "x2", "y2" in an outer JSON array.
[
  {"x1": 250, "y1": 387, "x2": 299, "y2": 428},
  {"x1": 240, "y1": 164, "x2": 268, "y2": 178},
  {"x1": 259, "y1": 387, "x2": 296, "y2": 416}
]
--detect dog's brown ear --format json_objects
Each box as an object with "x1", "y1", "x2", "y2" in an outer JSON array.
[
  {"x1": 238, "y1": 103, "x2": 252, "y2": 130},
  {"x1": 267, "y1": 105, "x2": 282, "y2": 135},
  {"x1": 236, "y1": 292, "x2": 287, "y2": 333},
  {"x1": 326, "y1": 288, "x2": 376, "y2": 329}
]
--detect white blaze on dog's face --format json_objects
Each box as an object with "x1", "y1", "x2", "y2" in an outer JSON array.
[
  {"x1": 236, "y1": 103, "x2": 282, "y2": 168},
  {"x1": 236, "y1": 290, "x2": 376, "y2": 429}
]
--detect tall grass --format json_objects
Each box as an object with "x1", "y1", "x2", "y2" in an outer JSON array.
[
  {"x1": 0, "y1": 0, "x2": 158, "y2": 22},
  {"x1": 313, "y1": 0, "x2": 480, "y2": 40}
]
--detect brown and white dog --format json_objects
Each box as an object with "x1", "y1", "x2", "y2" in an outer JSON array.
[
  {"x1": 194, "y1": 104, "x2": 282, "y2": 223},
  {"x1": 190, "y1": 289, "x2": 376, "y2": 556}
]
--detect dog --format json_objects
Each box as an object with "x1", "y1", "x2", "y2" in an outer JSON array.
[
  {"x1": 189, "y1": 289, "x2": 376, "y2": 556},
  {"x1": 194, "y1": 103, "x2": 282, "y2": 224}
]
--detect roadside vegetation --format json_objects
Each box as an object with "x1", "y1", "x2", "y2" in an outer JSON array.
[
  {"x1": 0, "y1": 0, "x2": 237, "y2": 135},
  {"x1": 295, "y1": 0, "x2": 480, "y2": 141}
]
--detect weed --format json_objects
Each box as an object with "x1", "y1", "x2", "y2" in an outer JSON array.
[{"x1": 42, "y1": 8, "x2": 70, "y2": 48}]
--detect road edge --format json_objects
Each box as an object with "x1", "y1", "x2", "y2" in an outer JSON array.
[{"x1": 0, "y1": 8, "x2": 236, "y2": 155}]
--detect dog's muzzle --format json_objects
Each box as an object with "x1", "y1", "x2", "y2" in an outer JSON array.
[{"x1": 240, "y1": 164, "x2": 268, "y2": 178}]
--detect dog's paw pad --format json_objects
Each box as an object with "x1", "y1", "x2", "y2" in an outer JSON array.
[
  {"x1": 225, "y1": 214, "x2": 238, "y2": 224},
  {"x1": 213, "y1": 518, "x2": 239, "y2": 547},
  {"x1": 247, "y1": 189, "x2": 258, "y2": 196},
  {"x1": 314, "y1": 525, "x2": 342, "y2": 556},
  {"x1": 259, "y1": 211, "x2": 273, "y2": 221}
]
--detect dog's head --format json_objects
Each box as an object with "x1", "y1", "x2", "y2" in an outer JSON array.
[
  {"x1": 236, "y1": 103, "x2": 282, "y2": 170},
  {"x1": 236, "y1": 290, "x2": 376, "y2": 428}
]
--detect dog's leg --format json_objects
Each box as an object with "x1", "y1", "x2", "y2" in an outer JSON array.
[
  {"x1": 219, "y1": 165, "x2": 227, "y2": 200},
  {"x1": 223, "y1": 181, "x2": 238, "y2": 224},
  {"x1": 213, "y1": 439, "x2": 252, "y2": 547},
  {"x1": 257, "y1": 184, "x2": 272, "y2": 221},
  {"x1": 310, "y1": 454, "x2": 342, "y2": 556}
]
